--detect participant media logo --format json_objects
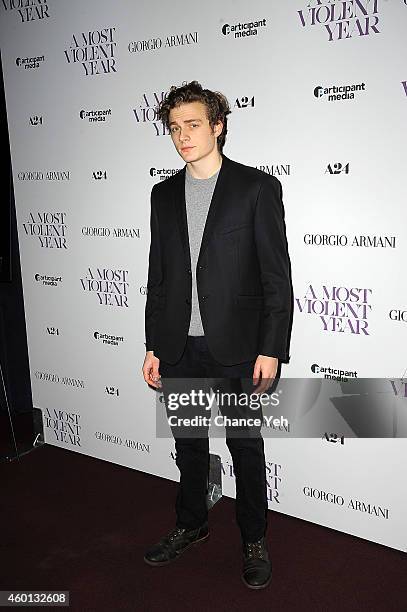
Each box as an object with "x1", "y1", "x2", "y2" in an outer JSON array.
[
  {"x1": 298, "y1": 0, "x2": 380, "y2": 42},
  {"x1": 150, "y1": 167, "x2": 180, "y2": 181},
  {"x1": 314, "y1": 82, "x2": 366, "y2": 101},
  {"x1": 34, "y1": 273, "x2": 62, "y2": 287},
  {"x1": 16, "y1": 55, "x2": 45, "y2": 69},
  {"x1": 93, "y1": 331, "x2": 124, "y2": 347},
  {"x1": 79, "y1": 108, "x2": 112, "y2": 123},
  {"x1": 221, "y1": 18, "x2": 267, "y2": 39},
  {"x1": 311, "y1": 363, "x2": 358, "y2": 382}
]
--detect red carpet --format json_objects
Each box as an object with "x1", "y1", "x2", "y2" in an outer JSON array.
[{"x1": 1, "y1": 445, "x2": 406, "y2": 611}]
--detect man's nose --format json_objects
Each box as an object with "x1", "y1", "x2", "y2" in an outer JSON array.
[{"x1": 179, "y1": 129, "x2": 189, "y2": 142}]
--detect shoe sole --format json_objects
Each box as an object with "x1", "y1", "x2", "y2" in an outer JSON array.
[
  {"x1": 241, "y1": 573, "x2": 272, "y2": 590},
  {"x1": 143, "y1": 531, "x2": 210, "y2": 567}
]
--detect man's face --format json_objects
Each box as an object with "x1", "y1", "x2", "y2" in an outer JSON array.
[{"x1": 168, "y1": 101, "x2": 223, "y2": 163}]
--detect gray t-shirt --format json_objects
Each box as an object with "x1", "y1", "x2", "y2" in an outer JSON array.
[{"x1": 185, "y1": 165, "x2": 221, "y2": 336}]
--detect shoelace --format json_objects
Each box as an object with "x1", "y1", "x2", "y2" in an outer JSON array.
[
  {"x1": 166, "y1": 527, "x2": 186, "y2": 543},
  {"x1": 245, "y1": 539, "x2": 266, "y2": 560}
]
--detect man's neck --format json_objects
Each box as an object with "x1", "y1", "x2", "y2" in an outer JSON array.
[{"x1": 186, "y1": 150, "x2": 223, "y2": 179}]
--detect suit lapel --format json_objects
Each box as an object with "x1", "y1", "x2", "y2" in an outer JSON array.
[{"x1": 174, "y1": 154, "x2": 232, "y2": 269}]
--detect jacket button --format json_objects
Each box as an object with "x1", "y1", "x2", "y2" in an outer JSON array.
[
  {"x1": 185, "y1": 298, "x2": 191, "y2": 305},
  {"x1": 187, "y1": 269, "x2": 192, "y2": 274},
  {"x1": 202, "y1": 295, "x2": 209, "y2": 301},
  {"x1": 198, "y1": 265, "x2": 205, "y2": 270}
]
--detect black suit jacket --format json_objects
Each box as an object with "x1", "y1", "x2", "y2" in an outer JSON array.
[{"x1": 145, "y1": 153, "x2": 293, "y2": 366}]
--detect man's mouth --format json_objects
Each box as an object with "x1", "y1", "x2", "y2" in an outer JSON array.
[{"x1": 181, "y1": 146, "x2": 194, "y2": 152}]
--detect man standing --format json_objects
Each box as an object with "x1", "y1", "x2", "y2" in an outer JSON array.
[{"x1": 142, "y1": 81, "x2": 292, "y2": 589}]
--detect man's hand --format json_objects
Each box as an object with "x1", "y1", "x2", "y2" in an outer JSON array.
[
  {"x1": 142, "y1": 351, "x2": 162, "y2": 389},
  {"x1": 252, "y1": 355, "x2": 278, "y2": 394}
]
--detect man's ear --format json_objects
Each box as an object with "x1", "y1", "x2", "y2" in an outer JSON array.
[{"x1": 214, "y1": 120, "x2": 223, "y2": 140}]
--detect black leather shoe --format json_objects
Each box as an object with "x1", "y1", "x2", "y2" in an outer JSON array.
[
  {"x1": 143, "y1": 523, "x2": 209, "y2": 566},
  {"x1": 241, "y1": 536, "x2": 272, "y2": 589}
]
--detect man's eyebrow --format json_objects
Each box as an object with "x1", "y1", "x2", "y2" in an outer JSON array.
[{"x1": 169, "y1": 118, "x2": 203, "y2": 126}]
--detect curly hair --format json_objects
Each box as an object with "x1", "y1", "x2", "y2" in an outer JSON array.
[{"x1": 157, "y1": 80, "x2": 231, "y2": 152}]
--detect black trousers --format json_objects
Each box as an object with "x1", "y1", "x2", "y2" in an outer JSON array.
[{"x1": 158, "y1": 335, "x2": 268, "y2": 543}]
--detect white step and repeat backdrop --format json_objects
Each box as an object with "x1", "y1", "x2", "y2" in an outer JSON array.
[{"x1": 1, "y1": 1, "x2": 406, "y2": 551}]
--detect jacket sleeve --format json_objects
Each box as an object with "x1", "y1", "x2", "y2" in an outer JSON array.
[
  {"x1": 254, "y1": 175, "x2": 293, "y2": 362},
  {"x1": 144, "y1": 185, "x2": 163, "y2": 352}
]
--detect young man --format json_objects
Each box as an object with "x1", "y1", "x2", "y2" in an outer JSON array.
[{"x1": 142, "y1": 81, "x2": 292, "y2": 589}]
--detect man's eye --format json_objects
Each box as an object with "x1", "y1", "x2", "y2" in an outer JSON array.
[{"x1": 170, "y1": 127, "x2": 178, "y2": 133}]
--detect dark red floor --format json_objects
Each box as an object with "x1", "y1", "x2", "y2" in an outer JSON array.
[{"x1": 1, "y1": 444, "x2": 406, "y2": 611}]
